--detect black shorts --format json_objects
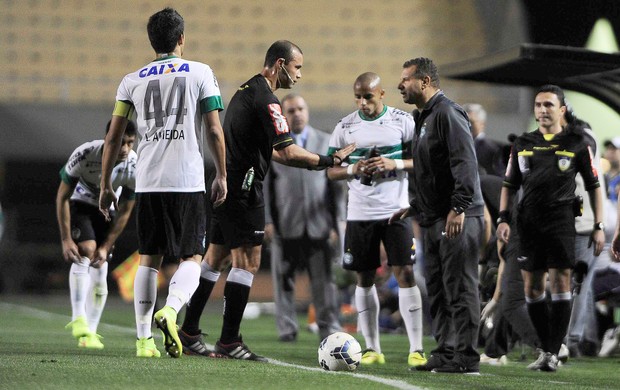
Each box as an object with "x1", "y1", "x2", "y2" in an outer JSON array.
[
  {"x1": 516, "y1": 205, "x2": 576, "y2": 272},
  {"x1": 70, "y1": 201, "x2": 113, "y2": 245},
  {"x1": 342, "y1": 218, "x2": 413, "y2": 272},
  {"x1": 210, "y1": 197, "x2": 264, "y2": 249},
  {"x1": 136, "y1": 192, "x2": 206, "y2": 258}
]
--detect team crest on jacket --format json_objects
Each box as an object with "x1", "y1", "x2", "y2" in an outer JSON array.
[
  {"x1": 557, "y1": 156, "x2": 571, "y2": 172},
  {"x1": 420, "y1": 123, "x2": 427, "y2": 138}
]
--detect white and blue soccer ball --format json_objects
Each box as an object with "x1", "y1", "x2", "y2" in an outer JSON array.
[{"x1": 318, "y1": 332, "x2": 362, "y2": 371}]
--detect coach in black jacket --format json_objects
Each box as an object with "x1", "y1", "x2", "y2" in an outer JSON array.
[{"x1": 392, "y1": 57, "x2": 484, "y2": 374}]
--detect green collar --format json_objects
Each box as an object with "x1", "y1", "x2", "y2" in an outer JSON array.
[
  {"x1": 358, "y1": 105, "x2": 388, "y2": 121},
  {"x1": 154, "y1": 55, "x2": 179, "y2": 62}
]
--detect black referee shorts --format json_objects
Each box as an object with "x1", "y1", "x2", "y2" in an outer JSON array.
[
  {"x1": 516, "y1": 205, "x2": 576, "y2": 272},
  {"x1": 209, "y1": 197, "x2": 264, "y2": 249},
  {"x1": 136, "y1": 192, "x2": 206, "y2": 258}
]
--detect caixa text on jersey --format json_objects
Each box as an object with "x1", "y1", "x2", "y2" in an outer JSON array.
[{"x1": 139, "y1": 63, "x2": 190, "y2": 78}]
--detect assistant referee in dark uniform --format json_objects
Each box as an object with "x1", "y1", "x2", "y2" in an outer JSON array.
[{"x1": 497, "y1": 84, "x2": 605, "y2": 372}]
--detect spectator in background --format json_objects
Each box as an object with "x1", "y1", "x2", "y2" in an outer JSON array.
[
  {"x1": 603, "y1": 137, "x2": 620, "y2": 203},
  {"x1": 58, "y1": 120, "x2": 137, "y2": 350},
  {"x1": 595, "y1": 197, "x2": 620, "y2": 357},
  {"x1": 264, "y1": 93, "x2": 345, "y2": 342},
  {"x1": 463, "y1": 103, "x2": 506, "y2": 177},
  {"x1": 565, "y1": 110, "x2": 609, "y2": 357}
]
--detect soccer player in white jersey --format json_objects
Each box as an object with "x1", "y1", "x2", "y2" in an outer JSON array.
[
  {"x1": 57, "y1": 120, "x2": 137, "y2": 350},
  {"x1": 98, "y1": 7, "x2": 227, "y2": 358},
  {"x1": 326, "y1": 72, "x2": 426, "y2": 369}
]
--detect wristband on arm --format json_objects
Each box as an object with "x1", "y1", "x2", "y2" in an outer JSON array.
[
  {"x1": 316, "y1": 154, "x2": 335, "y2": 169},
  {"x1": 496, "y1": 210, "x2": 511, "y2": 225}
]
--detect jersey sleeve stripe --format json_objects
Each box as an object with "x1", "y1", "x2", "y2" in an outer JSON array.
[
  {"x1": 113, "y1": 100, "x2": 135, "y2": 118},
  {"x1": 119, "y1": 186, "x2": 137, "y2": 201},
  {"x1": 59, "y1": 167, "x2": 79, "y2": 185},
  {"x1": 200, "y1": 96, "x2": 224, "y2": 113}
]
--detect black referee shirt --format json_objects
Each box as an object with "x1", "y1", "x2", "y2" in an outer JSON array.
[
  {"x1": 503, "y1": 129, "x2": 600, "y2": 211},
  {"x1": 223, "y1": 74, "x2": 294, "y2": 192}
]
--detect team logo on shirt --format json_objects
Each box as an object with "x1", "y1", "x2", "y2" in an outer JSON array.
[
  {"x1": 557, "y1": 156, "x2": 571, "y2": 171},
  {"x1": 419, "y1": 123, "x2": 427, "y2": 138},
  {"x1": 268, "y1": 103, "x2": 289, "y2": 135}
]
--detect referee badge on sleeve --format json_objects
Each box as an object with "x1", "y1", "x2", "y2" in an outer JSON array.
[{"x1": 556, "y1": 150, "x2": 574, "y2": 172}]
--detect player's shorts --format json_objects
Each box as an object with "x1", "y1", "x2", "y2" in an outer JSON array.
[
  {"x1": 210, "y1": 196, "x2": 264, "y2": 249},
  {"x1": 342, "y1": 218, "x2": 413, "y2": 272},
  {"x1": 136, "y1": 192, "x2": 206, "y2": 258},
  {"x1": 70, "y1": 200, "x2": 113, "y2": 245},
  {"x1": 516, "y1": 205, "x2": 576, "y2": 272}
]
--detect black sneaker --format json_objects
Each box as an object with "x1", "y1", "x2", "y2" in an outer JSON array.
[
  {"x1": 431, "y1": 361, "x2": 480, "y2": 375},
  {"x1": 215, "y1": 336, "x2": 267, "y2": 362},
  {"x1": 412, "y1": 354, "x2": 446, "y2": 371},
  {"x1": 527, "y1": 349, "x2": 547, "y2": 370},
  {"x1": 540, "y1": 353, "x2": 558, "y2": 372},
  {"x1": 278, "y1": 333, "x2": 297, "y2": 342},
  {"x1": 178, "y1": 330, "x2": 228, "y2": 358}
]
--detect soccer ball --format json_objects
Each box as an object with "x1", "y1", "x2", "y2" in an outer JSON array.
[{"x1": 318, "y1": 332, "x2": 362, "y2": 371}]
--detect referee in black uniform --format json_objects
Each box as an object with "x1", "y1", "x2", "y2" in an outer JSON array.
[
  {"x1": 497, "y1": 85, "x2": 605, "y2": 372},
  {"x1": 178, "y1": 40, "x2": 354, "y2": 360}
]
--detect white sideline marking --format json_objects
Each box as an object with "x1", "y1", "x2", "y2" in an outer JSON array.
[
  {"x1": 0, "y1": 302, "x2": 135, "y2": 335},
  {"x1": 2, "y1": 301, "x2": 426, "y2": 390},
  {"x1": 268, "y1": 358, "x2": 425, "y2": 390}
]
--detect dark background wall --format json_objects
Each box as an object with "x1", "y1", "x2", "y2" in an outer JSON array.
[{"x1": 1, "y1": 0, "x2": 618, "y2": 293}]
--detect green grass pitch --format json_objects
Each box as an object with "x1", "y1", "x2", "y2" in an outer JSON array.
[{"x1": 1, "y1": 294, "x2": 619, "y2": 389}]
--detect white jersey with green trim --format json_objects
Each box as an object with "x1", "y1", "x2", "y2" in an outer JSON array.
[
  {"x1": 115, "y1": 56, "x2": 223, "y2": 192},
  {"x1": 329, "y1": 106, "x2": 414, "y2": 221},
  {"x1": 63, "y1": 140, "x2": 137, "y2": 207}
]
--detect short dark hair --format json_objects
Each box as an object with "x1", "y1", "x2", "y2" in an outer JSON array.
[
  {"x1": 147, "y1": 7, "x2": 184, "y2": 54},
  {"x1": 281, "y1": 93, "x2": 301, "y2": 106},
  {"x1": 105, "y1": 120, "x2": 137, "y2": 137},
  {"x1": 264, "y1": 40, "x2": 302, "y2": 67},
  {"x1": 402, "y1": 57, "x2": 440, "y2": 88},
  {"x1": 537, "y1": 84, "x2": 566, "y2": 106}
]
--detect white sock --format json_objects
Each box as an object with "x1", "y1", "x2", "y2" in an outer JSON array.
[
  {"x1": 69, "y1": 257, "x2": 91, "y2": 320},
  {"x1": 134, "y1": 265, "x2": 158, "y2": 339},
  {"x1": 165, "y1": 261, "x2": 201, "y2": 313},
  {"x1": 355, "y1": 285, "x2": 380, "y2": 353},
  {"x1": 201, "y1": 260, "x2": 221, "y2": 282},
  {"x1": 399, "y1": 285, "x2": 424, "y2": 352},
  {"x1": 86, "y1": 262, "x2": 108, "y2": 333}
]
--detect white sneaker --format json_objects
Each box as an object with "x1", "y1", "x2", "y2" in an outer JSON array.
[
  {"x1": 599, "y1": 327, "x2": 620, "y2": 357},
  {"x1": 558, "y1": 343, "x2": 569, "y2": 363},
  {"x1": 480, "y1": 353, "x2": 508, "y2": 366}
]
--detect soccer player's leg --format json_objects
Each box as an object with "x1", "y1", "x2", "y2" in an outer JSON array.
[
  {"x1": 386, "y1": 219, "x2": 426, "y2": 367},
  {"x1": 214, "y1": 245, "x2": 266, "y2": 361},
  {"x1": 346, "y1": 221, "x2": 384, "y2": 365}
]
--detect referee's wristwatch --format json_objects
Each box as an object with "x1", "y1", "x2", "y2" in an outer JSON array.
[{"x1": 593, "y1": 222, "x2": 605, "y2": 231}]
